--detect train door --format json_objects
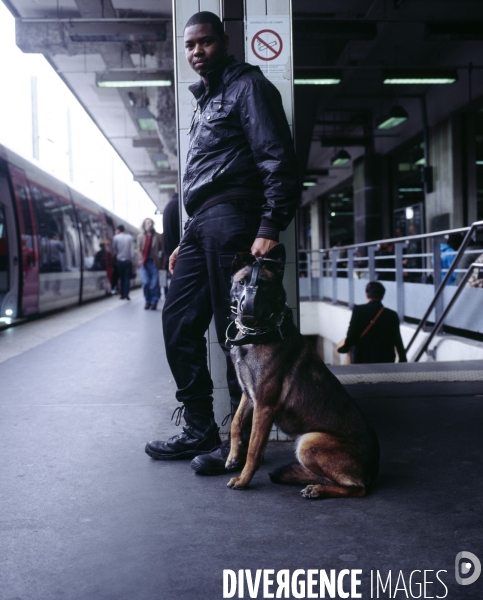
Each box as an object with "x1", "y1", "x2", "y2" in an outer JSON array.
[
  {"x1": 8, "y1": 164, "x2": 39, "y2": 316},
  {"x1": 0, "y1": 171, "x2": 20, "y2": 320}
]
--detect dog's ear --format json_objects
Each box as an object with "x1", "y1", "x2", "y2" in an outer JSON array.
[
  {"x1": 262, "y1": 243, "x2": 286, "y2": 277},
  {"x1": 231, "y1": 252, "x2": 255, "y2": 275}
]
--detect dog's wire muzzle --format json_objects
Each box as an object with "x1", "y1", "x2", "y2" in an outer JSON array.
[{"x1": 226, "y1": 256, "x2": 292, "y2": 348}]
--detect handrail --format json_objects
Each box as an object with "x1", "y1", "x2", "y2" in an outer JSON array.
[
  {"x1": 298, "y1": 219, "x2": 483, "y2": 362},
  {"x1": 405, "y1": 220, "x2": 483, "y2": 354},
  {"x1": 413, "y1": 261, "x2": 482, "y2": 361},
  {"x1": 315, "y1": 224, "x2": 472, "y2": 253}
]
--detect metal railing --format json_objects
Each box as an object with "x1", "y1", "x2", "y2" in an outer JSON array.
[{"x1": 298, "y1": 220, "x2": 483, "y2": 361}]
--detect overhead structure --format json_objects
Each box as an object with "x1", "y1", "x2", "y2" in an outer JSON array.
[
  {"x1": 3, "y1": 0, "x2": 483, "y2": 230},
  {"x1": 5, "y1": 0, "x2": 177, "y2": 212}
]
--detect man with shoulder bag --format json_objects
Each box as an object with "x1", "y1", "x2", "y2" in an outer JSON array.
[{"x1": 338, "y1": 281, "x2": 407, "y2": 364}]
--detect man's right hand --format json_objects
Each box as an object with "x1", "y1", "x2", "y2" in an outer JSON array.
[{"x1": 169, "y1": 246, "x2": 180, "y2": 274}]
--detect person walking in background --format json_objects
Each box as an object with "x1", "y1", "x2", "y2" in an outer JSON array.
[
  {"x1": 112, "y1": 224, "x2": 134, "y2": 300},
  {"x1": 110, "y1": 227, "x2": 120, "y2": 294},
  {"x1": 138, "y1": 218, "x2": 165, "y2": 310},
  {"x1": 162, "y1": 191, "x2": 181, "y2": 261},
  {"x1": 337, "y1": 281, "x2": 407, "y2": 364},
  {"x1": 158, "y1": 231, "x2": 169, "y2": 301},
  {"x1": 162, "y1": 192, "x2": 181, "y2": 297},
  {"x1": 440, "y1": 233, "x2": 463, "y2": 286}
]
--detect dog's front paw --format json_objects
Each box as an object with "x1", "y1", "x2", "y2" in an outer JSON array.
[
  {"x1": 227, "y1": 476, "x2": 249, "y2": 490},
  {"x1": 225, "y1": 453, "x2": 240, "y2": 470},
  {"x1": 300, "y1": 484, "x2": 324, "y2": 499}
]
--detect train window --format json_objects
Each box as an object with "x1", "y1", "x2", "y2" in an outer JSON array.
[
  {"x1": 58, "y1": 200, "x2": 80, "y2": 271},
  {"x1": 0, "y1": 205, "x2": 8, "y2": 292},
  {"x1": 76, "y1": 207, "x2": 105, "y2": 271},
  {"x1": 15, "y1": 185, "x2": 36, "y2": 267},
  {"x1": 31, "y1": 185, "x2": 66, "y2": 273}
]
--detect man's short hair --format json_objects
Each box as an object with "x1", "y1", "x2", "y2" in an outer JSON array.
[
  {"x1": 184, "y1": 11, "x2": 225, "y2": 38},
  {"x1": 366, "y1": 281, "x2": 385, "y2": 300},
  {"x1": 118, "y1": 224, "x2": 125, "y2": 232}
]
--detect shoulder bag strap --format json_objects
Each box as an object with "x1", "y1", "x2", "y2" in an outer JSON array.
[{"x1": 359, "y1": 306, "x2": 385, "y2": 341}]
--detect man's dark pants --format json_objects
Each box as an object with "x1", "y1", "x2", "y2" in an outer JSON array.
[
  {"x1": 162, "y1": 201, "x2": 261, "y2": 418},
  {"x1": 117, "y1": 259, "x2": 131, "y2": 299}
]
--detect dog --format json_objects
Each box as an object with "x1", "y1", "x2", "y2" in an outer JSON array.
[{"x1": 224, "y1": 243, "x2": 379, "y2": 499}]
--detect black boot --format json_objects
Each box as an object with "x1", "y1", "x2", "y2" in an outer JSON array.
[
  {"x1": 190, "y1": 437, "x2": 246, "y2": 475},
  {"x1": 145, "y1": 407, "x2": 221, "y2": 461},
  {"x1": 191, "y1": 403, "x2": 251, "y2": 475}
]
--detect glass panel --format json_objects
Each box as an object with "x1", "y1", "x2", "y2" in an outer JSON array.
[
  {"x1": 475, "y1": 113, "x2": 483, "y2": 221},
  {"x1": 0, "y1": 204, "x2": 8, "y2": 291},
  {"x1": 15, "y1": 185, "x2": 36, "y2": 267},
  {"x1": 327, "y1": 186, "x2": 354, "y2": 247},
  {"x1": 31, "y1": 185, "x2": 66, "y2": 273},
  {"x1": 394, "y1": 135, "x2": 425, "y2": 212},
  {"x1": 76, "y1": 207, "x2": 105, "y2": 271}
]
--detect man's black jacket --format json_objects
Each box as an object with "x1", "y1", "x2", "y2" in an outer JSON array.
[
  {"x1": 338, "y1": 300, "x2": 408, "y2": 364},
  {"x1": 184, "y1": 57, "x2": 299, "y2": 240}
]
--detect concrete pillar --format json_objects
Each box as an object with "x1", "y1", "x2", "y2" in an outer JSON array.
[
  {"x1": 310, "y1": 200, "x2": 320, "y2": 278},
  {"x1": 425, "y1": 115, "x2": 465, "y2": 231},
  {"x1": 172, "y1": 0, "x2": 298, "y2": 433},
  {"x1": 353, "y1": 154, "x2": 384, "y2": 243},
  {"x1": 464, "y1": 113, "x2": 478, "y2": 225}
]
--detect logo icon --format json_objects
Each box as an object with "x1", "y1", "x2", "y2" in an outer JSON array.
[{"x1": 455, "y1": 551, "x2": 481, "y2": 585}]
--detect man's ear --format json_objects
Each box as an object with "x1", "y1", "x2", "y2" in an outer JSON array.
[{"x1": 231, "y1": 251, "x2": 255, "y2": 275}]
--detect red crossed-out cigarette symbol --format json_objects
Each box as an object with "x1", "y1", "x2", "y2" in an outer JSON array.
[{"x1": 251, "y1": 29, "x2": 283, "y2": 61}]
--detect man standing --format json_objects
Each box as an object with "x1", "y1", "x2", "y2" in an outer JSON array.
[
  {"x1": 337, "y1": 281, "x2": 407, "y2": 364},
  {"x1": 162, "y1": 191, "x2": 181, "y2": 260},
  {"x1": 145, "y1": 11, "x2": 299, "y2": 473},
  {"x1": 112, "y1": 225, "x2": 134, "y2": 300},
  {"x1": 138, "y1": 218, "x2": 166, "y2": 310}
]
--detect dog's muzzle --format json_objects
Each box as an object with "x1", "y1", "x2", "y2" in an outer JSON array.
[
  {"x1": 233, "y1": 260, "x2": 262, "y2": 325},
  {"x1": 236, "y1": 285, "x2": 258, "y2": 324}
]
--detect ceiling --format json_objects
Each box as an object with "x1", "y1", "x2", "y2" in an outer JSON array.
[
  {"x1": 293, "y1": 0, "x2": 483, "y2": 204},
  {"x1": 3, "y1": 0, "x2": 175, "y2": 211},
  {"x1": 3, "y1": 0, "x2": 483, "y2": 211}
]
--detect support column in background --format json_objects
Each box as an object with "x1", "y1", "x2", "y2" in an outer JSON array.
[{"x1": 172, "y1": 0, "x2": 298, "y2": 435}]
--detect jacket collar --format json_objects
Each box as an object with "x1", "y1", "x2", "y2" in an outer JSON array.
[
  {"x1": 188, "y1": 56, "x2": 259, "y2": 99},
  {"x1": 367, "y1": 299, "x2": 383, "y2": 306},
  {"x1": 189, "y1": 57, "x2": 233, "y2": 99}
]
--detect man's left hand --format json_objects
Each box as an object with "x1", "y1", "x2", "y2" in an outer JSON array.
[{"x1": 251, "y1": 238, "x2": 278, "y2": 258}]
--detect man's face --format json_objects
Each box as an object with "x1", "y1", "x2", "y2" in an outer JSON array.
[
  {"x1": 184, "y1": 23, "x2": 228, "y2": 78},
  {"x1": 144, "y1": 219, "x2": 154, "y2": 230}
]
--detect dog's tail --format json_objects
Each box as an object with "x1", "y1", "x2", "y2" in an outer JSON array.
[{"x1": 269, "y1": 463, "x2": 329, "y2": 485}]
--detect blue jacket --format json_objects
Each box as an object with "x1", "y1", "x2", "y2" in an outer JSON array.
[{"x1": 440, "y1": 242, "x2": 457, "y2": 285}]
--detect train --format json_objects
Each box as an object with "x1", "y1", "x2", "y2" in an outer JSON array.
[{"x1": 0, "y1": 143, "x2": 141, "y2": 322}]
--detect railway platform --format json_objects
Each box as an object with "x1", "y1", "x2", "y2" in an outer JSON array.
[{"x1": 1, "y1": 295, "x2": 482, "y2": 600}]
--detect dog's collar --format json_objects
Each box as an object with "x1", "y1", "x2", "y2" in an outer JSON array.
[{"x1": 225, "y1": 305, "x2": 294, "y2": 348}]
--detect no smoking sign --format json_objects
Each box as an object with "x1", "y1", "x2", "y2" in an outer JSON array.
[
  {"x1": 246, "y1": 15, "x2": 290, "y2": 81},
  {"x1": 251, "y1": 29, "x2": 283, "y2": 61}
]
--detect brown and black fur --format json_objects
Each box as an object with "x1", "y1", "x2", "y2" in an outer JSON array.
[{"x1": 226, "y1": 244, "x2": 379, "y2": 499}]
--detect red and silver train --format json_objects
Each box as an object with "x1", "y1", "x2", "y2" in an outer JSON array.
[{"x1": 0, "y1": 143, "x2": 140, "y2": 322}]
